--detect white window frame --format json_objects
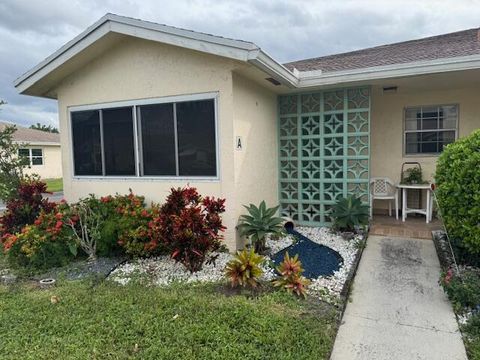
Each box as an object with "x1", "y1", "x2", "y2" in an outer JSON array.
[
  {"x1": 68, "y1": 92, "x2": 220, "y2": 181},
  {"x1": 403, "y1": 104, "x2": 459, "y2": 157},
  {"x1": 19, "y1": 148, "x2": 44, "y2": 166}
]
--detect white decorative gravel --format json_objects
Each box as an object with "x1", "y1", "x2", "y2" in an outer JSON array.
[
  {"x1": 292, "y1": 226, "x2": 362, "y2": 301},
  {"x1": 108, "y1": 227, "x2": 362, "y2": 304}
]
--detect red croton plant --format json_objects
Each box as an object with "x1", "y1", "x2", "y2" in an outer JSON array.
[
  {"x1": 149, "y1": 187, "x2": 226, "y2": 273},
  {"x1": 0, "y1": 177, "x2": 56, "y2": 242}
]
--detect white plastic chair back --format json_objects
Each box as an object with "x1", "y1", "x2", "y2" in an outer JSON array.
[{"x1": 372, "y1": 178, "x2": 389, "y2": 196}]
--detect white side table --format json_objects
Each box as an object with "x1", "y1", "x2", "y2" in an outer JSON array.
[{"x1": 397, "y1": 183, "x2": 433, "y2": 223}]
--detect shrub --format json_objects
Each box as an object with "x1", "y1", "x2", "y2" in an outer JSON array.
[
  {"x1": 2, "y1": 207, "x2": 76, "y2": 270},
  {"x1": 0, "y1": 177, "x2": 56, "y2": 239},
  {"x1": 225, "y1": 249, "x2": 264, "y2": 288},
  {"x1": 152, "y1": 187, "x2": 226, "y2": 272},
  {"x1": 435, "y1": 129, "x2": 480, "y2": 254},
  {"x1": 330, "y1": 195, "x2": 369, "y2": 232},
  {"x1": 65, "y1": 198, "x2": 103, "y2": 261},
  {"x1": 273, "y1": 252, "x2": 310, "y2": 298},
  {"x1": 237, "y1": 201, "x2": 284, "y2": 253},
  {"x1": 0, "y1": 124, "x2": 29, "y2": 201},
  {"x1": 440, "y1": 268, "x2": 480, "y2": 313},
  {"x1": 83, "y1": 192, "x2": 156, "y2": 258}
]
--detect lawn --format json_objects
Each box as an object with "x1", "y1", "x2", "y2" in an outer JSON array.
[
  {"x1": 44, "y1": 178, "x2": 63, "y2": 192},
  {"x1": 0, "y1": 281, "x2": 339, "y2": 360}
]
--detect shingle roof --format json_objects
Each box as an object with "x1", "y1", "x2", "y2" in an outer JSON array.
[
  {"x1": 285, "y1": 28, "x2": 480, "y2": 73},
  {"x1": 0, "y1": 122, "x2": 60, "y2": 144}
]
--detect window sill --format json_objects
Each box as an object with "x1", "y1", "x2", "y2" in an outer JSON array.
[
  {"x1": 72, "y1": 176, "x2": 221, "y2": 182},
  {"x1": 403, "y1": 153, "x2": 441, "y2": 158}
]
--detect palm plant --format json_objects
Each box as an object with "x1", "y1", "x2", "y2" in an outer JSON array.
[
  {"x1": 237, "y1": 201, "x2": 284, "y2": 253},
  {"x1": 330, "y1": 195, "x2": 369, "y2": 233}
]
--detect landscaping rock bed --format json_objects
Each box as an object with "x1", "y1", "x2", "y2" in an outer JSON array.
[
  {"x1": 108, "y1": 226, "x2": 362, "y2": 305},
  {"x1": 432, "y1": 230, "x2": 456, "y2": 271}
]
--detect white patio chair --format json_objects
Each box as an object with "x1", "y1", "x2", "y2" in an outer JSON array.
[{"x1": 370, "y1": 177, "x2": 399, "y2": 219}]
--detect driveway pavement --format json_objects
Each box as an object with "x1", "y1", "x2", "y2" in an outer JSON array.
[{"x1": 331, "y1": 235, "x2": 467, "y2": 360}]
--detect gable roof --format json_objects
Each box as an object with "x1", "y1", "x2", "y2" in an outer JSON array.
[
  {"x1": 14, "y1": 13, "x2": 296, "y2": 95},
  {"x1": 14, "y1": 14, "x2": 480, "y2": 94},
  {"x1": 285, "y1": 28, "x2": 480, "y2": 73},
  {"x1": 0, "y1": 122, "x2": 60, "y2": 145}
]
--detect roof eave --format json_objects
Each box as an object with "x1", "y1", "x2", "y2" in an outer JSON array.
[{"x1": 297, "y1": 54, "x2": 480, "y2": 87}]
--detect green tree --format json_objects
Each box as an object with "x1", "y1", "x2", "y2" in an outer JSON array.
[
  {"x1": 29, "y1": 122, "x2": 59, "y2": 133},
  {"x1": 0, "y1": 102, "x2": 29, "y2": 201}
]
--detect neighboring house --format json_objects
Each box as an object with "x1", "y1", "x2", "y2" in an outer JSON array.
[
  {"x1": 0, "y1": 122, "x2": 62, "y2": 179},
  {"x1": 13, "y1": 14, "x2": 480, "y2": 249}
]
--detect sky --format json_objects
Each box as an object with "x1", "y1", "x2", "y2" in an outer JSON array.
[{"x1": 1, "y1": 0, "x2": 480, "y2": 128}]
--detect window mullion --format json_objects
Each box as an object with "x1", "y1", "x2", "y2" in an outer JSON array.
[
  {"x1": 173, "y1": 102, "x2": 179, "y2": 177},
  {"x1": 132, "y1": 106, "x2": 140, "y2": 177},
  {"x1": 99, "y1": 110, "x2": 106, "y2": 176}
]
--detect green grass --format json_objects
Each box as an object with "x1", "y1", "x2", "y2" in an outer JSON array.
[
  {"x1": 0, "y1": 281, "x2": 339, "y2": 359},
  {"x1": 44, "y1": 178, "x2": 63, "y2": 192}
]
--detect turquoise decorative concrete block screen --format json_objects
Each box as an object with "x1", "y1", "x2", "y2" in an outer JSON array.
[{"x1": 278, "y1": 87, "x2": 370, "y2": 226}]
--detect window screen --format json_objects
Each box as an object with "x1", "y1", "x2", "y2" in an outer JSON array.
[
  {"x1": 176, "y1": 99, "x2": 216, "y2": 176},
  {"x1": 139, "y1": 103, "x2": 176, "y2": 176},
  {"x1": 71, "y1": 110, "x2": 102, "y2": 176},
  {"x1": 102, "y1": 107, "x2": 136, "y2": 176}
]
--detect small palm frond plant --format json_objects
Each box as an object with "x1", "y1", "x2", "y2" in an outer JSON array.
[
  {"x1": 237, "y1": 201, "x2": 284, "y2": 253},
  {"x1": 330, "y1": 195, "x2": 369, "y2": 233},
  {"x1": 224, "y1": 249, "x2": 264, "y2": 288},
  {"x1": 273, "y1": 252, "x2": 310, "y2": 298}
]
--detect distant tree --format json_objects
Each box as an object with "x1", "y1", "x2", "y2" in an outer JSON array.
[
  {"x1": 29, "y1": 122, "x2": 59, "y2": 133},
  {"x1": 0, "y1": 125, "x2": 30, "y2": 201}
]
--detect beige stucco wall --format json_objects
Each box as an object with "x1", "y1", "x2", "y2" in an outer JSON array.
[
  {"x1": 370, "y1": 84, "x2": 480, "y2": 211},
  {"x1": 232, "y1": 73, "x2": 279, "y2": 247},
  {"x1": 56, "y1": 37, "x2": 240, "y2": 248},
  {"x1": 23, "y1": 145, "x2": 63, "y2": 179}
]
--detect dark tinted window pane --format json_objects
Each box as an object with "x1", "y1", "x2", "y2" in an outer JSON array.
[
  {"x1": 31, "y1": 149, "x2": 42, "y2": 157},
  {"x1": 139, "y1": 104, "x2": 176, "y2": 176},
  {"x1": 102, "y1": 107, "x2": 135, "y2": 176},
  {"x1": 72, "y1": 110, "x2": 102, "y2": 176},
  {"x1": 176, "y1": 100, "x2": 216, "y2": 176},
  {"x1": 32, "y1": 157, "x2": 43, "y2": 165},
  {"x1": 18, "y1": 148, "x2": 29, "y2": 157}
]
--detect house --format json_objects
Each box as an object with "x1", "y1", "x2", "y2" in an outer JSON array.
[
  {"x1": 14, "y1": 14, "x2": 480, "y2": 249},
  {"x1": 0, "y1": 122, "x2": 62, "y2": 179}
]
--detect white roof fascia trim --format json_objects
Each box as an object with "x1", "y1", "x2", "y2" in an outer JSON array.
[
  {"x1": 14, "y1": 141, "x2": 60, "y2": 146},
  {"x1": 298, "y1": 54, "x2": 480, "y2": 87},
  {"x1": 106, "y1": 14, "x2": 257, "y2": 51},
  {"x1": 14, "y1": 22, "x2": 111, "y2": 93},
  {"x1": 109, "y1": 21, "x2": 253, "y2": 62},
  {"x1": 247, "y1": 50, "x2": 298, "y2": 88}
]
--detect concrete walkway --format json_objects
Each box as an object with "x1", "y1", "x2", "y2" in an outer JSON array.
[{"x1": 331, "y1": 235, "x2": 467, "y2": 360}]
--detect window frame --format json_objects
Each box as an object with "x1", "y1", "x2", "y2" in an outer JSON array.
[
  {"x1": 19, "y1": 148, "x2": 44, "y2": 166},
  {"x1": 68, "y1": 92, "x2": 220, "y2": 181},
  {"x1": 403, "y1": 103, "x2": 459, "y2": 157}
]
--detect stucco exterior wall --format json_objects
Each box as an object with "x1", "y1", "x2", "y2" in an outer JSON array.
[
  {"x1": 232, "y1": 73, "x2": 278, "y2": 247},
  {"x1": 56, "y1": 37, "x2": 240, "y2": 248},
  {"x1": 370, "y1": 84, "x2": 480, "y2": 211},
  {"x1": 23, "y1": 145, "x2": 62, "y2": 179}
]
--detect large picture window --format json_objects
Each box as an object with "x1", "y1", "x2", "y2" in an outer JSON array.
[
  {"x1": 70, "y1": 95, "x2": 217, "y2": 178},
  {"x1": 404, "y1": 105, "x2": 458, "y2": 155}
]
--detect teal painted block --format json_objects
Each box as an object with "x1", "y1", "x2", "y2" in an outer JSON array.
[{"x1": 278, "y1": 87, "x2": 371, "y2": 226}]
